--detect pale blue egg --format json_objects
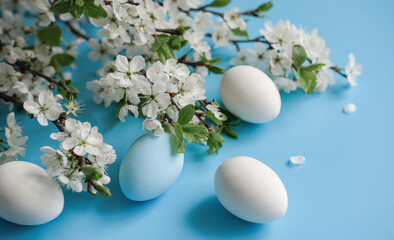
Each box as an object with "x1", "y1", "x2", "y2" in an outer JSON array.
[{"x1": 119, "y1": 133, "x2": 184, "y2": 201}]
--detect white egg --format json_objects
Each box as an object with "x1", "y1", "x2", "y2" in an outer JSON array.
[
  {"x1": 220, "y1": 65, "x2": 281, "y2": 123},
  {"x1": 119, "y1": 133, "x2": 184, "y2": 201},
  {"x1": 0, "y1": 161, "x2": 64, "y2": 225},
  {"x1": 214, "y1": 156, "x2": 288, "y2": 223}
]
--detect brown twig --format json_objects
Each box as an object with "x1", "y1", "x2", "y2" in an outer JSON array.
[
  {"x1": 13, "y1": 61, "x2": 73, "y2": 94},
  {"x1": 155, "y1": 28, "x2": 182, "y2": 35},
  {"x1": 65, "y1": 21, "x2": 90, "y2": 41},
  {"x1": 330, "y1": 66, "x2": 348, "y2": 78},
  {"x1": 178, "y1": 59, "x2": 208, "y2": 67},
  {"x1": 0, "y1": 92, "x2": 23, "y2": 108}
]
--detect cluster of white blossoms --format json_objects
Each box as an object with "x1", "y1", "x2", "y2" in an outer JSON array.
[
  {"x1": 0, "y1": 6, "x2": 116, "y2": 195},
  {"x1": 79, "y1": 0, "x2": 252, "y2": 74},
  {"x1": 0, "y1": 0, "x2": 363, "y2": 192},
  {"x1": 230, "y1": 20, "x2": 363, "y2": 93},
  {"x1": 22, "y1": 91, "x2": 116, "y2": 194},
  {"x1": 0, "y1": 9, "x2": 83, "y2": 109},
  {"x1": 87, "y1": 56, "x2": 206, "y2": 135},
  {"x1": 0, "y1": 113, "x2": 28, "y2": 165}
]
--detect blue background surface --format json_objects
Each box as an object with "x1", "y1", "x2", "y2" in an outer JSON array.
[{"x1": 1, "y1": 0, "x2": 394, "y2": 239}]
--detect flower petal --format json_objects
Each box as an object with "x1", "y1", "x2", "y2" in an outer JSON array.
[
  {"x1": 23, "y1": 101, "x2": 40, "y2": 115},
  {"x1": 61, "y1": 137, "x2": 78, "y2": 150}
]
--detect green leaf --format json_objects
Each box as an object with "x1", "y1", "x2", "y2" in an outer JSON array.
[
  {"x1": 169, "y1": 35, "x2": 185, "y2": 51},
  {"x1": 50, "y1": 54, "x2": 75, "y2": 66},
  {"x1": 82, "y1": 167, "x2": 103, "y2": 181},
  {"x1": 176, "y1": 25, "x2": 191, "y2": 34},
  {"x1": 75, "y1": 0, "x2": 84, "y2": 7},
  {"x1": 181, "y1": 123, "x2": 209, "y2": 143},
  {"x1": 163, "y1": 122, "x2": 176, "y2": 136},
  {"x1": 223, "y1": 125, "x2": 238, "y2": 139},
  {"x1": 298, "y1": 68, "x2": 317, "y2": 94},
  {"x1": 136, "y1": 96, "x2": 148, "y2": 117},
  {"x1": 231, "y1": 28, "x2": 248, "y2": 37},
  {"x1": 210, "y1": 0, "x2": 231, "y2": 7},
  {"x1": 72, "y1": 2, "x2": 84, "y2": 18},
  {"x1": 205, "y1": 110, "x2": 223, "y2": 125},
  {"x1": 157, "y1": 34, "x2": 170, "y2": 43},
  {"x1": 58, "y1": 79, "x2": 79, "y2": 100},
  {"x1": 227, "y1": 118, "x2": 241, "y2": 126},
  {"x1": 292, "y1": 45, "x2": 307, "y2": 68},
  {"x1": 151, "y1": 40, "x2": 161, "y2": 51},
  {"x1": 157, "y1": 42, "x2": 175, "y2": 63},
  {"x1": 257, "y1": 1, "x2": 273, "y2": 12},
  {"x1": 84, "y1": 0, "x2": 107, "y2": 19},
  {"x1": 51, "y1": 57, "x2": 62, "y2": 76},
  {"x1": 58, "y1": 85, "x2": 67, "y2": 98},
  {"x1": 69, "y1": 85, "x2": 80, "y2": 94},
  {"x1": 37, "y1": 26, "x2": 62, "y2": 47},
  {"x1": 207, "y1": 64, "x2": 225, "y2": 74},
  {"x1": 208, "y1": 57, "x2": 221, "y2": 64},
  {"x1": 207, "y1": 132, "x2": 225, "y2": 155},
  {"x1": 50, "y1": 0, "x2": 73, "y2": 14},
  {"x1": 300, "y1": 63, "x2": 325, "y2": 72},
  {"x1": 177, "y1": 104, "x2": 195, "y2": 125},
  {"x1": 94, "y1": 184, "x2": 112, "y2": 197},
  {"x1": 174, "y1": 122, "x2": 185, "y2": 153}
]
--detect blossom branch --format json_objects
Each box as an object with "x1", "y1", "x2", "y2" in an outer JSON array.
[
  {"x1": 330, "y1": 66, "x2": 348, "y2": 78},
  {"x1": 0, "y1": 92, "x2": 23, "y2": 108},
  {"x1": 13, "y1": 61, "x2": 73, "y2": 94},
  {"x1": 65, "y1": 21, "x2": 90, "y2": 41},
  {"x1": 178, "y1": 59, "x2": 208, "y2": 67}
]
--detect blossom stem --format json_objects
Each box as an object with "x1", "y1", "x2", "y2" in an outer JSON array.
[
  {"x1": 188, "y1": 6, "x2": 264, "y2": 18},
  {"x1": 188, "y1": 8, "x2": 224, "y2": 17},
  {"x1": 65, "y1": 21, "x2": 90, "y2": 41},
  {"x1": 178, "y1": 59, "x2": 208, "y2": 67},
  {"x1": 0, "y1": 92, "x2": 23, "y2": 108},
  {"x1": 0, "y1": 142, "x2": 9, "y2": 151},
  {"x1": 155, "y1": 28, "x2": 182, "y2": 35},
  {"x1": 51, "y1": 120, "x2": 66, "y2": 132},
  {"x1": 13, "y1": 61, "x2": 73, "y2": 94},
  {"x1": 330, "y1": 66, "x2": 348, "y2": 78}
]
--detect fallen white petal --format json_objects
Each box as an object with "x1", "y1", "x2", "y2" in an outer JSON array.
[
  {"x1": 343, "y1": 103, "x2": 356, "y2": 115},
  {"x1": 289, "y1": 155, "x2": 306, "y2": 165}
]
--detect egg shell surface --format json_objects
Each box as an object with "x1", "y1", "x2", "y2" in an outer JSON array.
[
  {"x1": 214, "y1": 156, "x2": 288, "y2": 223},
  {"x1": 0, "y1": 161, "x2": 64, "y2": 225},
  {"x1": 119, "y1": 133, "x2": 184, "y2": 201},
  {"x1": 220, "y1": 65, "x2": 281, "y2": 123}
]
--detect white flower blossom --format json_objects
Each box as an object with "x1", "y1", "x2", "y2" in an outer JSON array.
[
  {"x1": 206, "y1": 101, "x2": 225, "y2": 120},
  {"x1": 268, "y1": 51, "x2": 292, "y2": 76},
  {"x1": 142, "y1": 81, "x2": 171, "y2": 118},
  {"x1": 59, "y1": 118, "x2": 104, "y2": 156},
  {"x1": 0, "y1": 113, "x2": 28, "y2": 165},
  {"x1": 345, "y1": 53, "x2": 362, "y2": 86},
  {"x1": 260, "y1": 20, "x2": 297, "y2": 51},
  {"x1": 58, "y1": 171, "x2": 84, "y2": 192},
  {"x1": 212, "y1": 20, "x2": 231, "y2": 48},
  {"x1": 142, "y1": 118, "x2": 164, "y2": 136},
  {"x1": 274, "y1": 77, "x2": 297, "y2": 93},
  {"x1": 88, "y1": 38, "x2": 115, "y2": 62},
  {"x1": 40, "y1": 146, "x2": 67, "y2": 177},
  {"x1": 224, "y1": 7, "x2": 246, "y2": 31},
  {"x1": 230, "y1": 49, "x2": 257, "y2": 66},
  {"x1": 23, "y1": 91, "x2": 63, "y2": 126},
  {"x1": 118, "y1": 104, "x2": 139, "y2": 122}
]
